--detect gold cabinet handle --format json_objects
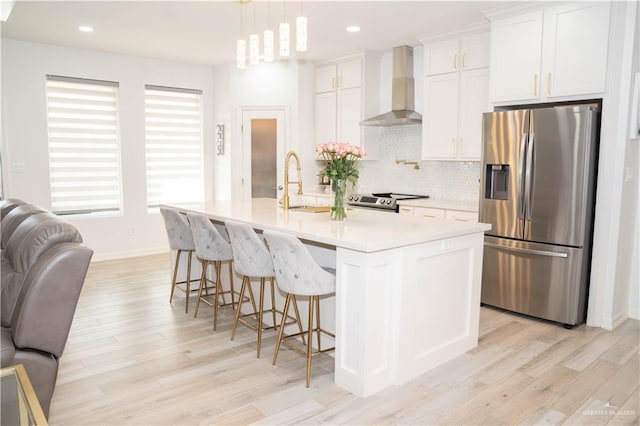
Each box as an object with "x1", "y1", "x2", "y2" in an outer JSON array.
[
  {"x1": 459, "y1": 137, "x2": 464, "y2": 156},
  {"x1": 462, "y1": 53, "x2": 467, "y2": 68},
  {"x1": 451, "y1": 138, "x2": 456, "y2": 155},
  {"x1": 533, "y1": 74, "x2": 538, "y2": 97},
  {"x1": 547, "y1": 73, "x2": 551, "y2": 95},
  {"x1": 453, "y1": 54, "x2": 458, "y2": 70},
  {"x1": 332, "y1": 77, "x2": 336, "y2": 89}
]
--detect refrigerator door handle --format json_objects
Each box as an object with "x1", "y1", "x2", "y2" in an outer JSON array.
[
  {"x1": 484, "y1": 242, "x2": 568, "y2": 258},
  {"x1": 524, "y1": 132, "x2": 535, "y2": 219},
  {"x1": 518, "y1": 132, "x2": 528, "y2": 220}
]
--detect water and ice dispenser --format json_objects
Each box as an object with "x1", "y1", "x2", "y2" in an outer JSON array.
[{"x1": 485, "y1": 164, "x2": 509, "y2": 200}]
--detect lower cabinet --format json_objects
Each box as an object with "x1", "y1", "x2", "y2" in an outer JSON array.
[{"x1": 399, "y1": 205, "x2": 478, "y2": 222}]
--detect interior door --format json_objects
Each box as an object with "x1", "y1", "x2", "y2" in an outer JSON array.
[{"x1": 241, "y1": 109, "x2": 286, "y2": 201}]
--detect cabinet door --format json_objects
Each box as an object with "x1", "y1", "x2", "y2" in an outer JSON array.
[
  {"x1": 542, "y1": 2, "x2": 610, "y2": 98},
  {"x1": 338, "y1": 58, "x2": 362, "y2": 90},
  {"x1": 490, "y1": 11, "x2": 543, "y2": 103},
  {"x1": 458, "y1": 68, "x2": 490, "y2": 160},
  {"x1": 315, "y1": 91, "x2": 337, "y2": 145},
  {"x1": 460, "y1": 32, "x2": 490, "y2": 71},
  {"x1": 415, "y1": 207, "x2": 446, "y2": 219},
  {"x1": 446, "y1": 210, "x2": 478, "y2": 222},
  {"x1": 425, "y1": 39, "x2": 460, "y2": 75},
  {"x1": 423, "y1": 73, "x2": 459, "y2": 159},
  {"x1": 337, "y1": 87, "x2": 362, "y2": 146},
  {"x1": 316, "y1": 64, "x2": 337, "y2": 93}
]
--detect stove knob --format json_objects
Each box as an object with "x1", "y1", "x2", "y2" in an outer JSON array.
[
  {"x1": 386, "y1": 199, "x2": 392, "y2": 205},
  {"x1": 348, "y1": 195, "x2": 354, "y2": 201}
]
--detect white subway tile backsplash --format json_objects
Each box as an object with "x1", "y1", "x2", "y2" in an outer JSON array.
[{"x1": 356, "y1": 126, "x2": 481, "y2": 202}]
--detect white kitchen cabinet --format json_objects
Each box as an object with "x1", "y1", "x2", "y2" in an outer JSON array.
[
  {"x1": 425, "y1": 32, "x2": 490, "y2": 75},
  {"x1": 422, "y1": 31, "x2": 490, "y2": 161},
  {"x1": 489, "y1": 2, "x2": 610, "y2": 103},
  {"x1": 399, "y1": 204, "x2": 478, "y2": 222},
  {"x1": 445, "y1": 210, "x2": 478, "y2": 222},
  {"x1": 315, "y1": 55, "x2": 380, "y2": 159}
]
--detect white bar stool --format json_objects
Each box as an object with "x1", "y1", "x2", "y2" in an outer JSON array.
[
  {"x1": 224, "y1": 220, "x2": 302, "y2": 358},
  {"x1": 186, "y1": 213, "x2": 237, "y2": 330},
  {"x1": 263, "y1": 229, "x2": 336, "y2": 387},
  {"x1": 160, "y1": 208, "x2": 198, "y2": 313}
]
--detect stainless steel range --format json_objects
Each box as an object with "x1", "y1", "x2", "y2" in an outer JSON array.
[{"x1": 347, "y1": 192, "x2": 429, "y2": 212}]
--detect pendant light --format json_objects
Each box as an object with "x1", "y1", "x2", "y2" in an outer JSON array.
[
  {"x1": 249, "y1": 0, "x2": 260, "y2": 65},
  {"x1": 263, "y1": 0, "x2": 274, "y2": 62},
  {"x1": 236, "y1": 1, "x2": 246, "y2": 69},
  {"x1": 279, "y1": 2, "x2": 290, "y2": 57},
  {"x1": 296, "y1": 0, "x2": 307, "y2": 52}
]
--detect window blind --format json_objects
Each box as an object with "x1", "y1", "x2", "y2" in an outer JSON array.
[
  {"x1": 45, "y1": 76, "x2": 123, "y2": 215},
  {"x1": 144, "y1": 85, "x2": 204, "y2": 210}
]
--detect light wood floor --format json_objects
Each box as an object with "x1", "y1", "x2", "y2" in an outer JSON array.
[{"x1": 49, "y1": 253, "x2": 639, "y2": 425}]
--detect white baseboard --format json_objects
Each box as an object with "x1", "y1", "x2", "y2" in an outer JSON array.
[
  {"x1": 628, "y1": 308, "x2": 640, "y2": 321},
  {"x1": 601, "y1": 311, "x2": 632, "y2": 331},
  {"x1": 90, "y1": 248, "x2": 169, "y2": 262}
]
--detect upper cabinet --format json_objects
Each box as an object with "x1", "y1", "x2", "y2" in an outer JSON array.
[
  {"x1": 489, "y1": 2, "x2": 611, "y2": 104},
  {"x1": 421, "y1": 31, "x2": 490, "y2": 161},
  {"x1": 425, "y1": 32, "x2": 490, "y2": 75},
  {"x1": 314, "y1": 54, "x2": 380, "y2": 159}
]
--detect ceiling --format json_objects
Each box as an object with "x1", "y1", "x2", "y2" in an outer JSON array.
[{"x1": 1, "y1": 1, "x2": 516, "y2": 66}]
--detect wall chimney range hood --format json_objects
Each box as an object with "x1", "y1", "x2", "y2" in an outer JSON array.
[{"x1": 360, "y1": 45, "x2": 422, "y2": 127}]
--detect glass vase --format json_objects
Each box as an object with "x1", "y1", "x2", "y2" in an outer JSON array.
[{"x1": 330, "y1": 178, "x2": 348, "y2": 221}]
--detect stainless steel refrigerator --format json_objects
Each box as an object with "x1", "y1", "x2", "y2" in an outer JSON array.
[{"x1": 479, "y1": 103, "x2": 599, "y2": 326}]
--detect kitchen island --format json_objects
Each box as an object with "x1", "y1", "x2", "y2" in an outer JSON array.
[{"x1": 164, "y1": 198, "x2": 490, "y2": 397}]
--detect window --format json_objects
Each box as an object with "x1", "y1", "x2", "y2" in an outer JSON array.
[
  {"x1": 144, "y1": 85, "x2": 204, "y2": 210},
  {"x1": 45, "y1": 75, "x2": 122, "y2": 215}
]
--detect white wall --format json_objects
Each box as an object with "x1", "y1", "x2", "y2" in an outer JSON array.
[
  {"x1": 587, "y1": 0, "x2": 640, "y2": 328},
  {"x1": 1, "y1": 39, "x2": 215, "y2": 260}
]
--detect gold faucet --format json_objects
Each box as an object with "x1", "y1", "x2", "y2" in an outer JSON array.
[{"x1": 281, "y1": 150, "x2": 303, "y2": 210}]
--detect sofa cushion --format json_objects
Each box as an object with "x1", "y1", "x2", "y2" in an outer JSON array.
[{"x1": 1, "y1": 204, "x2": 48, "y2": 249}]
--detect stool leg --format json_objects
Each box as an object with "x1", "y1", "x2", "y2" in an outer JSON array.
[
  {"x1": 272, "y1": 293, "x2": 291, "y2": 366},
  {"x1": 185, "y1": 250, "x2": 192, "y2": 313},
  {"x1": 213, "y1": 261, "x2": 222, "y2": 331},
  {"x1": 291, "y1": 295, "x2": 306, "y2": 346},
  {"x1": 246, "y1": 279, "x2": 259, "y2": 322},
  {"x1": 231, "y1": 275, "x2": 249, "y2": 341},
  {"x1": 306, "y1": 296, "x2": 315, "y2": 388},
  {"x1": 315, "y1": 296, "x2": 322, "y2": 351},
  {"x1": 170, "y1": 249, "x2": 184, "y2": 304},
  {"x1": 257, "y1": 277, "x2": 266, "y2": 358},
  {"x1": 228, "y1": 262, "x2": 236, "y2": 309},
  {"x1": 270, "y1": 277, "x2": 277, "y2": 328},
  {"x1": 194, "y1": 259, "x2": 207, "y2": 318}
]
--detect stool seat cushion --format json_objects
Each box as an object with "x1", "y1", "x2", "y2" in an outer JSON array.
[
  {"x1": 160, "y1": 208, "x2": 195, "y2": 251},
  {"x1": 224, "y1": 220, "x2": 274, "y2": 278},
  {"x1": 187, "y1": 213, "x2": 233, "y2": 262},
  {"x1": 263, "y1": 230, "x2": 335, "y2": 296}
]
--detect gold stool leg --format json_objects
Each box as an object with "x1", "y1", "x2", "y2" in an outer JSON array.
[
  {"x1": 213, "y1": 261, "x2": 222, "y2": 331},
  {"x1": 228, "y1": 262, "x2": 236, "y2": 308},
  {"x1": 257, "y1": 277, "x2": 266, "y2": 358},
  {"x1": 169, "y1": 249, "x2": 181, "y2": 303},
  {"x1": 231, "y1": 276, "x2": 249, "y2": 341},
  {"x1": 193, "y1": 259, "x2": 207, "y2": 318},
  {"x1": 270, "y1": 278, "x2": 277, "y2": 328},
  {"x1": 315, "y1": 296, "x2": 322, "y2": 351},
  {"x1": 185, "y1": 250, "x2": 192, "y2": 313},
  {"x1": 272, "y1": 293, "x2": 292, "y2": 365},
  {"x1": 306, "y1": 295, "x2": 315, "y2": 388},
  {"x1": 291, "y1": 295, "x2": 306, "y2": 346}
]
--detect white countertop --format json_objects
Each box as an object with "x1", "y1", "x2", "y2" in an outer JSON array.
[
  {"x1": 167, "y1": 198, "x2": 489, "y2": 253},
  {"x1": 396, "y1": 198, "x2": 479, "y2": 212}
]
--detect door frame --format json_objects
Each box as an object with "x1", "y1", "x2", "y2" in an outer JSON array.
[{"x1": 235, "y1": 106, "x2": 288, "y2": 202}]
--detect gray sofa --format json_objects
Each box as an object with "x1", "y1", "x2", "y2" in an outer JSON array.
[{"x1": 0, "y1": 199, "x2": 93, "y2": 417}]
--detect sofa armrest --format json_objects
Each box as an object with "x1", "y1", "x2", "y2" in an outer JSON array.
[{"x1": 11, "y1": 243, "x2": 93, "y2": 358}]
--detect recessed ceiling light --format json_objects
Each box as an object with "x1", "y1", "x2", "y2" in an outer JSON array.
[
  {"x1": 78, "y1": 25, "x2": 94, "y2": 33},
  {"x1": 346, "y1": 26, "x2": 360, "y2": 33}
]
